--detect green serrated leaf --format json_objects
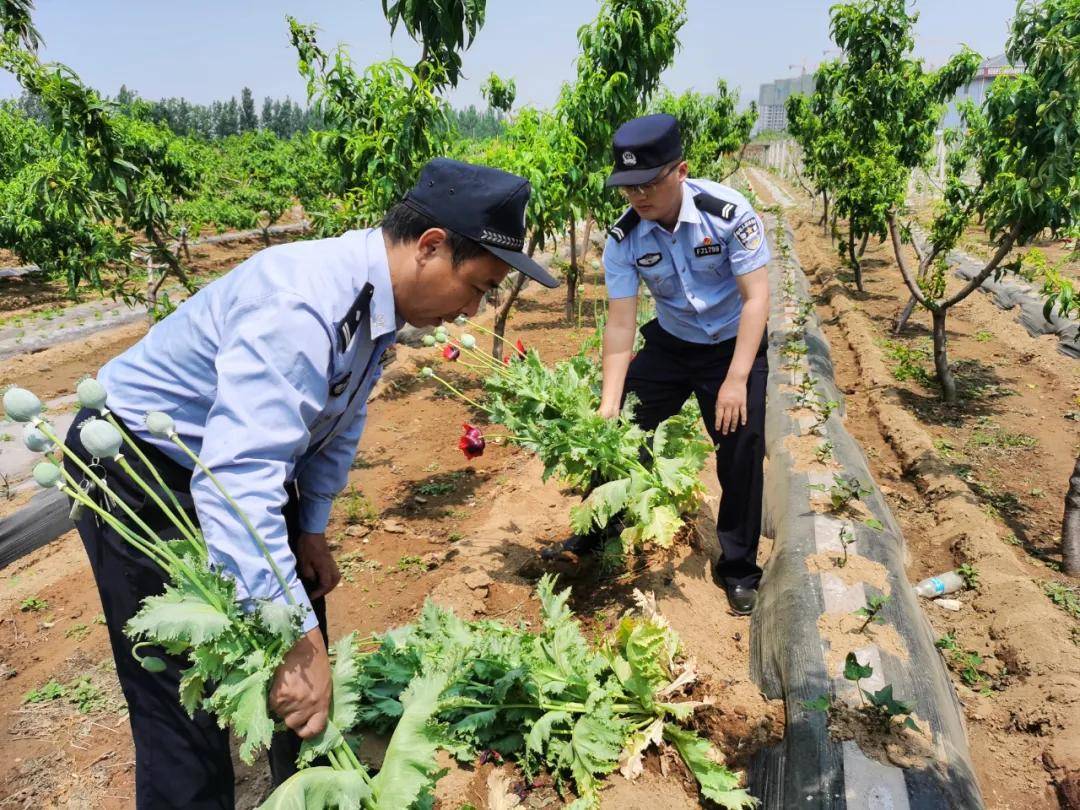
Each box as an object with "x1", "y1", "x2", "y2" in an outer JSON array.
[
  {"x1": 369, "y1": 671, "x2": 447, "y2": 809},
  {"x1": 125, "y1": 587, "x2": 231, "y2": 647},
  {"x1": 844, "y1": 652, "x2": 873, "y2": 683},
  {"x1": 258, "y1": 765, "x2": 371, "y2": 810},
  {"x1": 663, "y1": 724, "x2": 757, "y2": 809}
]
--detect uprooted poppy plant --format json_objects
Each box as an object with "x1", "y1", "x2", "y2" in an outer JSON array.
[
  {"x1": 442, "y1": 344, "x2": 461, "y2": 361},
  {"x1": 459, "y1": 423, "x2": 485, "y2": 459}
]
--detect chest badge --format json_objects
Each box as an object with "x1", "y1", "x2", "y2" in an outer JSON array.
[
  {"x1": 694, "y1": 242, "x2": 723, "y2": 257},
  {"x1": 330, "y1": 373, "x2": 351, "y2": 397},
  {"x1": 636, "y1": 252, "x2": 662, "y2": 267}
]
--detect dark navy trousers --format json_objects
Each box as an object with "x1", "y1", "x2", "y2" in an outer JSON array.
[
  {"x1": 623, "y1": 319, "x2": 768, "y2": 587},
  {"x1": 65, "y1": 410, "x2": 327, "y2": 809}
]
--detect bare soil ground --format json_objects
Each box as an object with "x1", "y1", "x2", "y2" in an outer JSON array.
[
  {"x1": 747, "y1": 168, "x2": 1080, "y2": 810},
  {"x1": 0, "y1": 261, "x2": 783, "y2": 807}
]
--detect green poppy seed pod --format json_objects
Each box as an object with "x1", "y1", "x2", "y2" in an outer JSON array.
[
  {"x1": 435, "y1": 332, "x2": 449, "y2": 345},
  {"x1": 460, "y1": 334, "x2": 476, "y2": 349},
  {"x1": 23, "y1": 422, "x2": 54, "y2": 453},
  {"x1": 140, "y1": 656, "x2": 167, "y2": 673},
  {"x1": 145, "y1": 411, "x2": 176, "y2": 439},
  {"x1": 32, "y1": 461, "x2": 61, "y2": 488},
  {"x1": 76, "y1": 378, "x2": 108, "y2": 412},
  {"x1": 454, "y1": 315, "x2": 467, "y2": 326},
  {"x1": 420, "y1": 366, "x2": 434, "y2": 378},
  {"x1": 422, "y1": 335, "x2": 436, "y2": 347},
  {"x1": 3, "y1": 387, "x2": 42, "y2": 423},
  {"x1": 80, "y1": 419, "x2": 123, "y2": 459}
]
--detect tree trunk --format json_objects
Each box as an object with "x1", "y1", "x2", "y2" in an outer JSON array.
[
  {"x1": 857, "y1": 229, "x2": 869, "y2": 258},
  {"x1": 148, "y1": 226, "x2": 191, "y2": 289},
  {"x1": 580, "y1": 217, "x2": 594, "y2": 265},
  {"x1": 894, "y1": 295, "x2": 918, "y2": 334},
  {"x1": 565, "y1": 217, "x2": 579, "y2": 321},
  {"x1": 820, "y1": 191, "x2": 829, "y2": 231},
  {"x1": 1061, "y1": 452, "x2": 1080, "y2": 576},
  {"x1": 932, "y1": 308, "x2": 957, "y2": 404},
  {"x1": 491, "y1": 233, "x2": 539, "y2": 359},
  {"x1": 180, "y1": 227, "x2": 191, "y2": 261},
  {"x1": 848, "y1": 219, "x2": 863, "y2": 293}
]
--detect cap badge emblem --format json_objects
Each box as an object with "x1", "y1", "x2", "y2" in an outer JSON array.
[{"x1": 622, "y1": 150, "x2": 637, "y2": 166}]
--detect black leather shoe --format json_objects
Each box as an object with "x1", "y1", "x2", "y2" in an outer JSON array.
[
  {"x1": 540, "y1": 533, "x2": 603, "y2": 562},
  {"x1": 725, "y1": 584, "x2": 757, "y2": 616}
]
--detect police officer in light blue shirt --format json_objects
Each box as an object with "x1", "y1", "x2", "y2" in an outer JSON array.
[
  {"x1": 544, "y1": 113, "x2": 770, "y2": 616},
  {"x1": 65, "y1": 158, "x2": 558, "y2": 810}
]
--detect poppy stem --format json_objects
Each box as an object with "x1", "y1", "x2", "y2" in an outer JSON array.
[{"x1": 429, "y1": 373, "x2": 491, "y2": 413}]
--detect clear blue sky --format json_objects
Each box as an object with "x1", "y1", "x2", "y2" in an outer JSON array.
[{"x1": 0, "y1": 1, "x2": 1019, "y2": 110}]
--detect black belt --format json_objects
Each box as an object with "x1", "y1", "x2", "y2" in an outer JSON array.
[{"x1": 640, "y1": 319, "x2": 767, "y2": 358}]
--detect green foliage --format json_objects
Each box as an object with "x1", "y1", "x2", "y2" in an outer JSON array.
[
  {"x1": 289, "y1": 20, "x2": 452, "y2": 234},
  {"x1": 809, "y1": 474, "x2": 872, "y2": 513},
  {"x1": 880, "y1": 339, "x2": 932, "y2": 385},
  {"x1": 380, "y1": 0, "x2": 486, "y2": 89},
  {"x1": 788, "y1": 0, "x2": 979, "y2": 288},
  {"x1": 556, "y1": 0, "x2": 687, "y2": 231},
  {"x1": 652, "y1": 80, "x2": 756, "y2": 178},
  {"x1": 1044, "y1": 581, "x2": 1080, "y2": 620},
  {"x1": 854, "y1": 594, "x2": 890, "y2": 633},
  {"x1": 338, "y1": 577, "x2": 755, "y2": 809},
  {"x1": 19, "y1": 595, "x2": 47, "y2": 612},
  {"x1": 956, "y1": 563, "x2": 980, "y2": 590},
  {"x1": 481, "y1": 72, "x2": 516, "y2": 114},
  {"x1": 801, "y1": 694, "x2": 832, "y2": 713},
  {"x1": 22, "y1": 678, "x2": 66, "y2": 704},
  {"x1": 843, "y1": 652, "x2": 918, "y2": 732},
  {"x1": 472, "y1": 343, "x2": 711, "y2": 551}
]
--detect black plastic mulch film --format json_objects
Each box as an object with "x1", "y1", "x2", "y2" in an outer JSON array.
[{"x1": 748, "y1": 216, "x2": 983, "y2": 809}]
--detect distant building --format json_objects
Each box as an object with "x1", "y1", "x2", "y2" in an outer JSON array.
[
  {"x1": 756, "y1": 73, "x2": 817, "y2": 133},
  {"x1": 941, "y1": 54, "x2": 1022, "y2": 129}
]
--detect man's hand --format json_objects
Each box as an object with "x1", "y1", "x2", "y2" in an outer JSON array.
[
  {"x1": 297, "y1": 532, "x2": 341, "y2": 599},
  {"x1": 269, "y1": 627, "x2": 331, "y2": 739},
  {"x1": 598, "y1": 400, "x2": 621, "y2": 420},
  {"x1": 715, "y1": 375, "x2": 748, "y2": 436}
]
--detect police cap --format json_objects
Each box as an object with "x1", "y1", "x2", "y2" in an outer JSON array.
[
  {"x1": 403, "y1": 158, "x2": 559, "y2": 288},
  {"x1": 605, "y1": 113, "x2": 683, "y2": 188}
]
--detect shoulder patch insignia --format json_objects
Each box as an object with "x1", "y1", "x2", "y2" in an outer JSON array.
[
  {"x1": 636, "y1": 252, "x2": 662, "y2": 267},
  {"x1": 608, "y1": 207, "x2": 641, "y2": 243},
  {"x1": 693, "y1": 192, "x2": 738, "y2": 222},
  {"x1": 694, "y1": 244, "x2": 723, "y2": 257},
  {"x1": 734, "y1": 217, "x2": 763, "y2": 251},
  {"x1": 337, "y1": 282, "x2": 375, "y2": 352}
]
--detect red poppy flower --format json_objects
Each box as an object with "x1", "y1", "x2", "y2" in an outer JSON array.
[
  {"x1": 459, "y1": 423, "x2": 485, "y2": 459},
  {"x1": 514, "y1": 338, "x2": 527, "y2": 358},
  {"x1": 502, "y1": 355, "x2": 511, "y2": 365},
  {"x1": 442, "y1": 344, "x2": 460, "y2": 361}
]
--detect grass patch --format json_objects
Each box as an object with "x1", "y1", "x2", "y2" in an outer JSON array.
[{"x1": 1044, "y1": 581, "x2": 1080, "y2": 621}]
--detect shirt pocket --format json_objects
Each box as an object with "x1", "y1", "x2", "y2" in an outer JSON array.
[
  {"x1": 637, "y1": 261, "x2": 680, "y2": 298},
  {"x1": 689, "y1": 251, "x2": 730, "y2": 280}
]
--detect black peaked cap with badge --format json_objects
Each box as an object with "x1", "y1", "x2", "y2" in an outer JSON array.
[
  {"x1": 402, "y1": 157, "x2": 559, "y2": 288},
  {"x1": 605, "y1": 113, "x2": 683, "y2": 188}
]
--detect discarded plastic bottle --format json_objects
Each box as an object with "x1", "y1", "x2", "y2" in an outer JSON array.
[{"x1": 913, "y1": 571, "x2": 965, "y2": 598}]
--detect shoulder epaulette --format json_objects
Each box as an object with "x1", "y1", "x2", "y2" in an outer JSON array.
[
  {"x1": 693, "y1": 192, "x2": 739, "y2": 222},
  {"x1": 608, "y1": 208, "x2": 641, "y2": 243},
  {"x1": 337, "y1": 282, "x2": 375, "y2": 352}
]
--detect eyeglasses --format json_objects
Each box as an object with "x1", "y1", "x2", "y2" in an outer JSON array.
[{"x1": 618, "y1": 163, "x2": 679, "y2": 198}]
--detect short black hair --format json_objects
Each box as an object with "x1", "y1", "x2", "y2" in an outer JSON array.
[{"x1": 381, "y1": 202, "x2": 488, "y2": 266}]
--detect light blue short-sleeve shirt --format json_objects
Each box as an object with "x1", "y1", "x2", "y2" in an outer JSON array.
[
  {"x1": 602, "y1": 178, "x2": 770, "y2": 343},
  {"x1": 98, "y1": 228, "x2": 398, "y2": 632}
]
